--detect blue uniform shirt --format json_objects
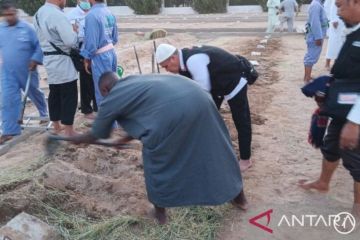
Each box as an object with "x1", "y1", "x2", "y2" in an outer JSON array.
[
  {"x1": 0, "y1": 20, "x2": 43, "y2": 71},
  {"x1": 306, "y1": 0, "x2": 328, "y2": 42},
  {"x1": 81, "y1": 3, "x2": 118, "y2": 60},
  {"x1": 0, "y1": 20, "x2": 43, "y2": 70}
]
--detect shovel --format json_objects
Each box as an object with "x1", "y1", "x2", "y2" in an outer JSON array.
[
  {"x1": 45, "y1": 134, "x2": 133, "y2": 156},
  {"x1": 18, "y1": 72, "x2": 32, "y2": 124}
]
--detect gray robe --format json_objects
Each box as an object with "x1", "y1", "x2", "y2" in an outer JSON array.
[{"x1": 92, "y1": 74, "x2": 243, "y2": 207}]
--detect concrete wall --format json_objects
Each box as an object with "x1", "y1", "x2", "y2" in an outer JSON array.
[
  {"x1": 108, "y1": 6, "x2": 135, "y2": 16},
  {"x1": 227, "y1": 5, "x2": 263, "y2": 13}
]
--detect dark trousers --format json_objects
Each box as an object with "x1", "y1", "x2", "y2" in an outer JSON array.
[
  {"x1": 212, "y1": 85, "x2": 252, "y2": 160},
  {"x1": 48, "y1": 80, "x2": 78, "y2": 125},
  {"x1": 321, "y1": 119, "x2": 360, "y2": 182},
  {"x1": 79, "y1": 69, "x2": 97, "y2": 114}
]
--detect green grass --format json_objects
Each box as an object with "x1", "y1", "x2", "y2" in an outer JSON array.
[
  {"x1": 0, "y1": 155, "x2": 49, "y2": 193},
  {"x1": 34, "y1": 199, "x2": 228, "y2": 240},
  {"x1": 0, "y1": 153, "x2": 227, "y2": 240}
]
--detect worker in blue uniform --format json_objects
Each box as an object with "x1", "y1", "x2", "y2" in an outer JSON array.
[
  {"x1": 0, "y1": 2, "x2": 48, "y2": 144},
  {"x1": 81, "y1": 0, "x2": 118, "y2": 105}
]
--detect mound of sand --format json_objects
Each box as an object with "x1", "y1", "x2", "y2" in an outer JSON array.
[{"x1": 0, "y1": 33, "x2": 276, "y2": 226}]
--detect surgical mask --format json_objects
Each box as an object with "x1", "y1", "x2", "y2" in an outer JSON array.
[{"x1": 79, "y1": 1, "x2": 91, "y2": 11}]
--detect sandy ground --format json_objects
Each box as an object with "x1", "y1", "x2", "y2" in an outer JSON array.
[
  {"x1": 0, "y1": 14, "x2": 358, "y2": 240},
  {"x1": 217, "y1": 35, "x2": 357, "y2": 240},
  {"x1": 0, "y1": 32, "x2": 261, "y2": 222}
]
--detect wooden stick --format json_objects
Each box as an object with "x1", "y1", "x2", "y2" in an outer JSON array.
[
  {"x1": 153, "y1": 40, "x2": 160, "y2": 73},
  {"x1": 133, "y1": 46, "x2": 142, "y2": 74}
]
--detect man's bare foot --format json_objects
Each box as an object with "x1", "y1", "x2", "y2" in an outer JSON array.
[
  {"x1": 84, "y1": 113, "x2": 96, "y2": 120},
  {"x1": 63, "y1": 131, "x2": 80, "y2": 137},
  {"x1": 149, "y1": 206, "x2": 167, "y2": 225},
  {"x1": 304, "y1": 77, "x2": 313, "y2": 83},
  {"x1": 231, "y1": 190, "x2": 249, "y2": 210},
  {"x1": 52, "y1": 121, "x2": 64, "y2": 135},
  {"x1": 62, "y1": 126, "x2": 80, "y2": 137},
  {"x1": 298, "y1": 179, "x2": 329, "y2": 192},
  {"x1": 239, "y1": 159, "x2": 252, "y2": 172},
  {"x1": 354, "y1": 207, "x2": 360, "y2": 232},
  {"x1": 51, "y1": 127, "x2": 65, "y2": 135},
  {"x1": 352, "y1": 203, "x2": 360, "y2": 220}
]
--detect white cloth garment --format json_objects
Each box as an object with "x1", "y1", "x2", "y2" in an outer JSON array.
[
  {"x1": 66, "y1": 5, "x2": 87, "y2": 43},
  {"x1": 347, "y1": 97, "x2": 360, "y2": 124},
  {"x1": 179, "y1": 50, "x2": 247, "y2": 101},
  {"x1": 323, "y1": 0, "x2": 332, "y2": 36},
  {"x1": 325, "y1": 0, "x2": 346, "y2": 60}
]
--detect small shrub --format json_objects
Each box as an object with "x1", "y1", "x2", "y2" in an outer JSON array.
[
  {"x1": 192, "y1": 0, "x2": 227, "y2": 14},
  {"x1": 125, "y1": 0, "x2": 162, "y2": 15},
  {"x1": 257, "y1": 0, "x2": 267, "y2": 12}
]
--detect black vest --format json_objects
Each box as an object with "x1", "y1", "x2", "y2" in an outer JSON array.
[
  {"x1": 331, "y1": 27, "x2": 360, "y2": 79},
  {"x1": 179, "y1": 45, "x2": 245, "y2": 96}
]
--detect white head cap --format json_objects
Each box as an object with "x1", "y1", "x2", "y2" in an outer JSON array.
[{"x1": 155, "y1": 43, "x2": 177, "y2": 64}]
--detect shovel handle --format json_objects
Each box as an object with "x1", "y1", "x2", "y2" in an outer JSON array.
[{"x1": 47, "y1": 134, "x2": 132, "y2": 148}]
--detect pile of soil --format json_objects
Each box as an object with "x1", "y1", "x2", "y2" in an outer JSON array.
[{"x1": 0, "y1": 32, "x2": 278, "y2": 225}]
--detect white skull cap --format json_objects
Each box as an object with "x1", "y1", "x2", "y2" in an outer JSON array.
[{"x1": 155, "y1": 43, "x2": 177, "y2": 64}]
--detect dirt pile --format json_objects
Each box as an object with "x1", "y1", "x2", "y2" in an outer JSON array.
[{"x1": 0, "y1": 33, "x2": 279, "y2": 226}]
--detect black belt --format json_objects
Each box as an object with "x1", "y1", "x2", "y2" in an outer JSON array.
[{"x1": 43, "y1": 51, "x2": 68, "y2": 56}]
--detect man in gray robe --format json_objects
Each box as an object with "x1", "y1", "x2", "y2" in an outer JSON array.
[
  {"x1": 280, "y1": 0, "x2": 299, "y2": 32},
  {"x1": 69, "y1": 72, "x2": 247, "y2": 224}
]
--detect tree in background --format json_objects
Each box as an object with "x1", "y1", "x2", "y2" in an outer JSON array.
[
  {"x1": 125, "y1": 0, "x2": 162, "y2": 14},
  {"x1": 192, "y1": 0, "x2": 227, "y2": 13}
]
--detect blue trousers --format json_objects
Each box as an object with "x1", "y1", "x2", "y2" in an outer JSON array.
[
  {"x1": 91, "y1": 50, "x2": 117, "y2": 105},
  {"x1": 304, "y1": 41, "x2": 323, "y2": 67},
  {"x1": 1, "y1": 69, "x2": 48, "y2": 135}
]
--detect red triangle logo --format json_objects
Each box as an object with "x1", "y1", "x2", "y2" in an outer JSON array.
[{"x1": 249, "y1": 209, "x2": 273, "y2": 234}]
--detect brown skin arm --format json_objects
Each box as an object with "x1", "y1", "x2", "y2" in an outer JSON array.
[
  {"x1": 72, "y1": 23, "x2": 79, "y2": 33},
  {"x1": 315, "y1": 39, "x2": 323, "y2": 46},
  {"x1": 69, "y1": 132, "x2": 98, "y2": 145},
  {"x1": 340, "y1": 121, "x2": 360, "y2": 150},
  {"x1": 84, "y1": 59, "x2": 91, "y2": 75},
  {"x1": 114, "y1": 135, "x2": 134, "y2": 148},
  {"x1": 29, "y1": 60, "x2": 40, "y2": 71},
  {"x1": 68, "y1": 132, "x2": 134, "y2": 148}
]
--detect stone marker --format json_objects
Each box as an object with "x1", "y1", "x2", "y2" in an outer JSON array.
[
  {"x1": 144, "y1": 29, "x2": 168, "y2": 40},
  {"x1": 296, "y1": 26, "x2": 306, "y2": 33},
  {"x1": 249, "y1": 60, "x2": 260, "y2": 66},
  {"x1": 251, "y1": 52, "x2": 262, "y2": 56},
  {"x1": 0, "y1": 212, "x2": 60, "y2": 240}
]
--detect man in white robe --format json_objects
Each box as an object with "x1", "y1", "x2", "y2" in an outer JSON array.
[
  {"x1": 325, "y1": 0, "x2": 346, "y2": 69},
  {"x1": 266, "y1": 0, "x2": 281, "y2": 33}
]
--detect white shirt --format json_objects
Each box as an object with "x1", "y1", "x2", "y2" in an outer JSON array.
[
  {"x1": 66, "y1": 5, "x2": 87, "y2": 43},
  {"x1": 179, "y1": 50, "x2": 247, "y2": 101},
  {"x1": 34, "y1": 3, "x2": 78, "y2": 85},
  {"x1": 347, "y1": 97, "x2": 360, "y2": 124}
]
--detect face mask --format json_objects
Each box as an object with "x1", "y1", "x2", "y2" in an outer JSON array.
[{"x1": 79, "y1": 1, "x2": 91, "y2": 11}]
